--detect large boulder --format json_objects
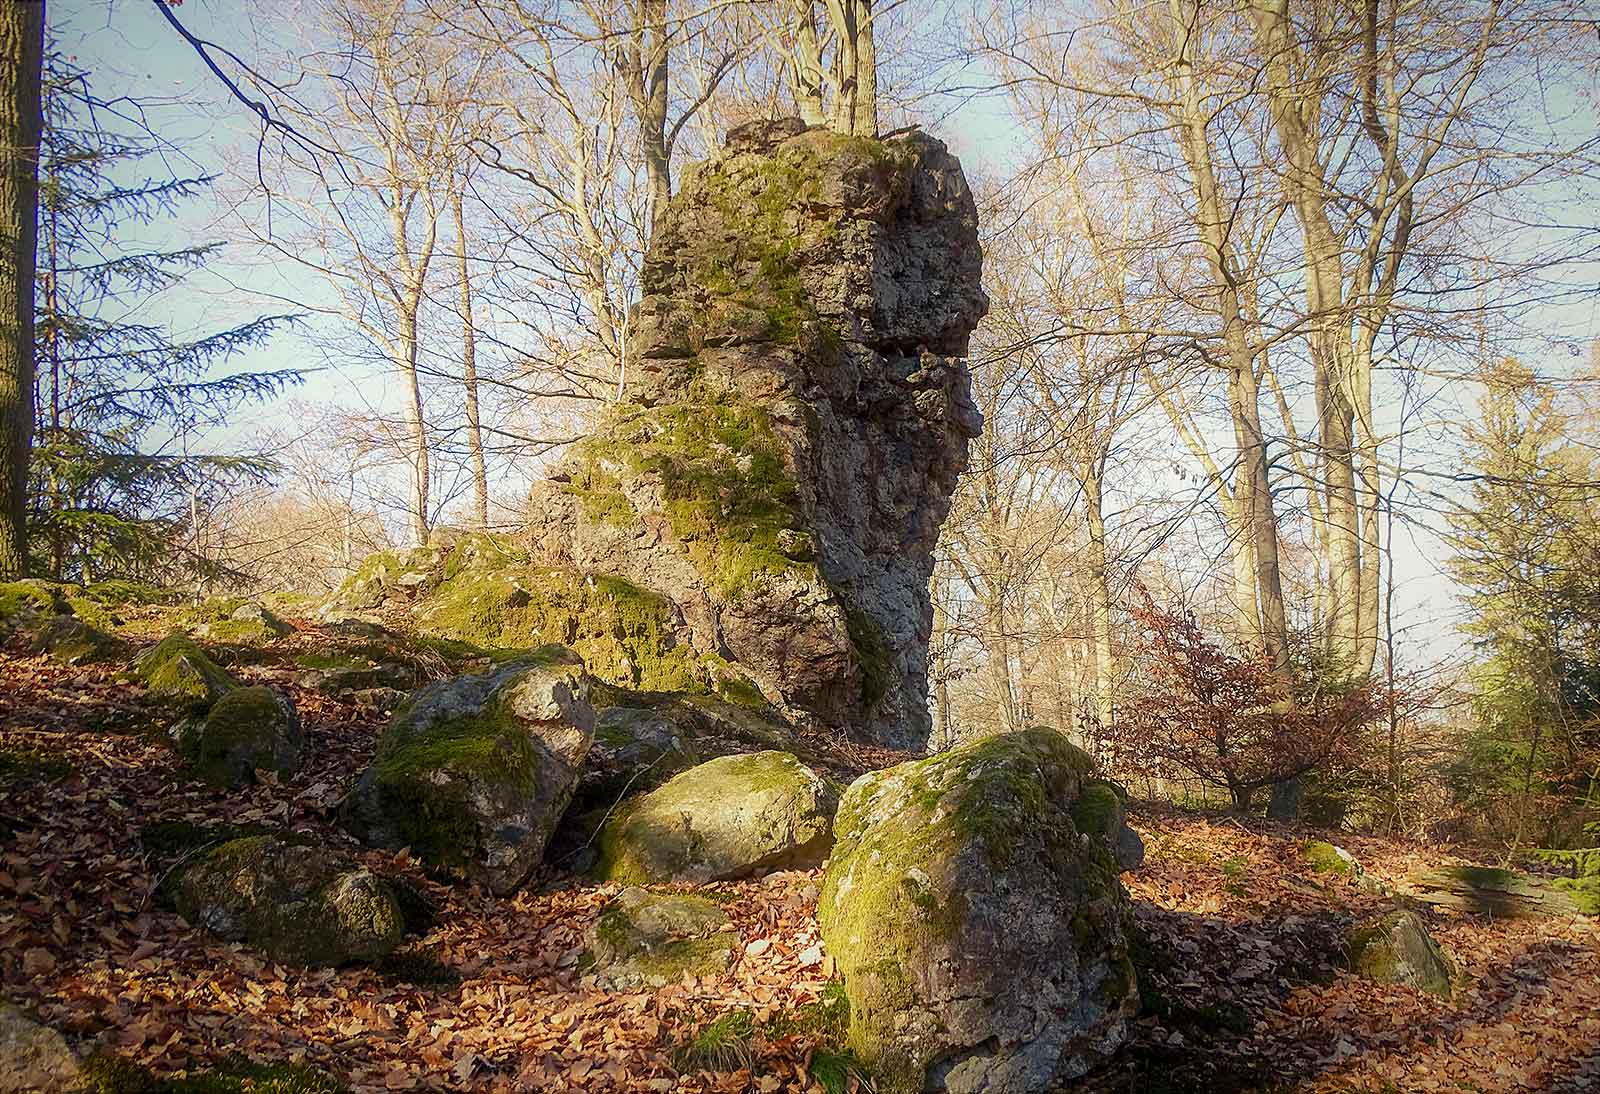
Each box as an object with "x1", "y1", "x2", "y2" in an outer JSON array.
[
  {"x1": 0, "y1": 1001, "x2": 81, "y2": 1093},
  {"x1": 1347, "y1": 908, "x2": 1455, "y2": 997},
  {"x1": 342, "y1": 647, "x2": 597, "y2": 893},
  {"x1": 818, "y1": 729, "x2": 1138, "y2": 1094},
  {"x1": 134, "y1": 633, "x2": 239, "y2": 711},
  {"x1": 597, "y1": 750, "x2": 839, "y2": 884},
  {"x1": 173, "y1": 835, "x2": 405, "y2": 966},
  {"x1": 522, "y1": 120, "x2": 986, "y2": 749},
  {"x1": 176, "y1": 685, "x2": 304, "y2": 788},
  {"x1": 583, "y1": 886, "x2": 737, "y2": 990}
]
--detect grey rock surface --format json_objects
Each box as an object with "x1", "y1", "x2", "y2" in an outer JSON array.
[
  {"x1": 173, "y1": 835, "x2": 405, "y2": 966},
  {"x1": 584, "y1": 886, "x2": 737, "y2": 990},
  {"x1": 0, "y1": 1002, "x2": 80, "y2": 1093},
  {"x1": 1348, "y1": 907, "x2": 1456, "y2": 997}
]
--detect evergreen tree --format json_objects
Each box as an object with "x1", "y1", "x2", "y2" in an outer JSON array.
[
  {"x1": 30, "y1": 49, "x2": 300, "y2": 583},
  {"x1": 1446, "y1": 360, "x2": 1600, "y2": 845}
]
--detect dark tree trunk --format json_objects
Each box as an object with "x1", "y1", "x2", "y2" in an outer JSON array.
[{"x1": 0, "y1": 0, "x2": 44, "y2": 578}]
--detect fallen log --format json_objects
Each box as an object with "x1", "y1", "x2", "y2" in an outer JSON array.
[{"x1": 1402, "y1": 865, "x2": 1585, "y2": 918}]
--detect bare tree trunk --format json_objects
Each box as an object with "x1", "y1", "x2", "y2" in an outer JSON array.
[
  {"x1": 452, "y1": 189, "x2": 489, "y2": 531},
  {"x1": 790, "y1": 5, "x2": 827, "y2": 125},
  {"x1": 398, "y1": 305, "x2": 430, "y2": 547},
  {"x1": 0, "y1": 0, "x2": 43, "y2": 578},
  {"x1": 625, "y1": 0, "x2": 672, "y2": 230},
  {"x1": 1083, "y1": 460, "x2": 1117, "y2": 733}
]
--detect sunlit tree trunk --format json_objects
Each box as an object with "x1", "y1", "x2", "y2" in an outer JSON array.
[
  {"x1": 0, "y1": 0, "x2": 43, "y2": 578},
  {"x1": 452, "y1": 189, "x2": 489, "y2": 531}
]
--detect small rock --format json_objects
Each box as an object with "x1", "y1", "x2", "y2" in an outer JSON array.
[
  {"x1": 1347, "y1": 908, "x2": 1455, "y2": 997},
  {"x1": 135, "y1": 633, "x2": 239, "y2": 711},
  {"x1": 173, "y1": 835, "x2": 406, "y2": 966},
  {"x1": 584, "y1": 886, "x2": 736, "y2": 990},
  {"x1": 597, "y1": 751, "x2": 839, "y2": 884},
  {"x1": 25, "y1": 615, "x2": 124, "y2": 665},
  {"x1": 179, "y1": 685, "x2": 303, "y2": 788}
]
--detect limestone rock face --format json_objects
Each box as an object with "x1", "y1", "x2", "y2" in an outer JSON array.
[
  {"x1": 597, "y1": 750, "x2": 839, "y2": 884},
  {"x1": 1348, "y1": 908, "x2": 1455, "y2": 997},
  {"x1": 525, "y1": 119, "x2": 986, "y2": 749},
  {"x1": 342, "y1": 648, "x2": 597, "y2": 894},
  {"x1": 178, "y1": 685, "x2": 304, "y2": 788},
  {"x1": 584, "y1": 886, "x2": 737, "y2": 990},
  {"x1": 818, "y1": 729, "x2": 1138, "y2": 1094},
  {"x1": 0, "y1": 1001, "x2": 81, "y2": 1093},
  {"x1": 173, "y1": 836, "x2": 405, "y2": 966}
]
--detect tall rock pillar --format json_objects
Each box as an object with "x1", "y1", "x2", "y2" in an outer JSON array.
[{"x1": 527, "y1": 118, "x2": 986, "y2": 749}]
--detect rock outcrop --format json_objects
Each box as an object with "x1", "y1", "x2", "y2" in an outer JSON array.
[
  {"x1": 584, "y1": 886, "x2": 737, "y2": 990},
  {"x1": 818, "y1": 729, "x2": 1138, "y2": 1093},
  {"x1": 173, "y1": 836, "x2": 407, "y2": 966},
  {"x1": 597, "y1": 750, "x2": 839, "y2": 883},
  {"x1": 523, "y1": 120, "x2": 986, "y2": 749},
  {"x1": 342, "y1": 648, "x2": 597, "y2": 893},
  {"x1": 176, "y1": 685, "x2": 304, "y2": 788}
]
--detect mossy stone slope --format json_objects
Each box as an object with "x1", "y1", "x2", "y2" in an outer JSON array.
[
  {"x1": 597, "y1": 750, "x2": 839, "y2": 884},
  {"x1": 320, "y1": 535, "x2": 709, "y2": 694},
  {"x1": 817, "y1": 728, "x2": 1137, "y2": 1094},
  {"x1": 173, "y1": 835, "x2": 405, "y2": 967},
  {"x1": 342, "y1": 648, "x2": 597, "y2": 894}
]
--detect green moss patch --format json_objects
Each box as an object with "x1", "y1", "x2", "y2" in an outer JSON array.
[
  {"x1": 567, "y1": 390, "x2": 810, "y2": 601},
  {"x1": 1302, "y1": 840, "x2": 1355, "y2": 876},
  {"x1": 411, "y1": 542, "x2": 704, "y2": 691},
  {"x1": 0, "y1": 745, "x2": 76, "y2": 785},
  {"x1": 80, "y1": 1053, "x2": 346, "y2": 1094}
]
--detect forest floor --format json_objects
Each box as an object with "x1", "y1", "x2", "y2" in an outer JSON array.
[{"x1": 1, "y1": 623, "x2": 1598, "y2": 1094}]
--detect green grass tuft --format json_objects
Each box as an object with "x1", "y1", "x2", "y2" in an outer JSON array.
[{"x1": 674, "y1": 1009, "x2": 755, "y2": 1074}]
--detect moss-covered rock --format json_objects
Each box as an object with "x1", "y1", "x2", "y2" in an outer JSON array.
[
  {"x1": 24, "y1": 615, "x2": 125, "y2": 664},
  {"x1": 135, "y1": 633, "x2": 239, "y2": 711},
  {"x1": 583, "y1": 886, "x2": 737, "y2": 990},
  {"x1": 294, "y1": 651, "x2": 414, "y2": 694},
  {"x1": 817, "y1": 728, "x2": 1136, "y2": 1094},
  {"x1": 597, "y1": 751, "x2": 838, "y2": 884},
  {"x1": 1347, "y1": 908, "x2": 1455, "y2": 997},
  {"x1": 342, "y1": 649, "x2": 597, "y2": 893},
  {"x1": 1303, "y1": 840, "x2": 1359, "y2": 877},
  {"x1": 581, "y1": 705, "x2": 703, "y2": 801},
  {"x1": 173, "y1": 836, "x2": 405, "y2": 967},
  {"x1": 0, "y1": 999, "x2": 82, "y2": 1093},
  {"x1": 1072, "y1": 780, "x2": 1145, "y2": 872},
  {"x1": 177, "y1": 686, "x2": 303, "y2": 788},
  {"x1": 0, "y1": 579, "x2": 70, "y2": 632}
]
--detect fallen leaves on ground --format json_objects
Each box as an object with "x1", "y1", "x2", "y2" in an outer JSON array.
[{"x1": 1, "y1": 629, "x2": 1597, "y2": 1092}]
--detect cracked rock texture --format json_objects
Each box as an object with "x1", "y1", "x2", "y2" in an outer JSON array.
[{"x1": 526, "y1": 118, "x2": 986, "y2": 749}]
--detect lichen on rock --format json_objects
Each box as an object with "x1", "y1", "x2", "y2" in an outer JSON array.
[
  {"x1": 596, "y1": 750, "x2": 839, "y2": 884},
  {"x1": 817, "y1": 728, "x2": 1137, "y2": 1093},
  {"x1": 342, "y1": 647, "x2": 597, "y2": 894}
]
